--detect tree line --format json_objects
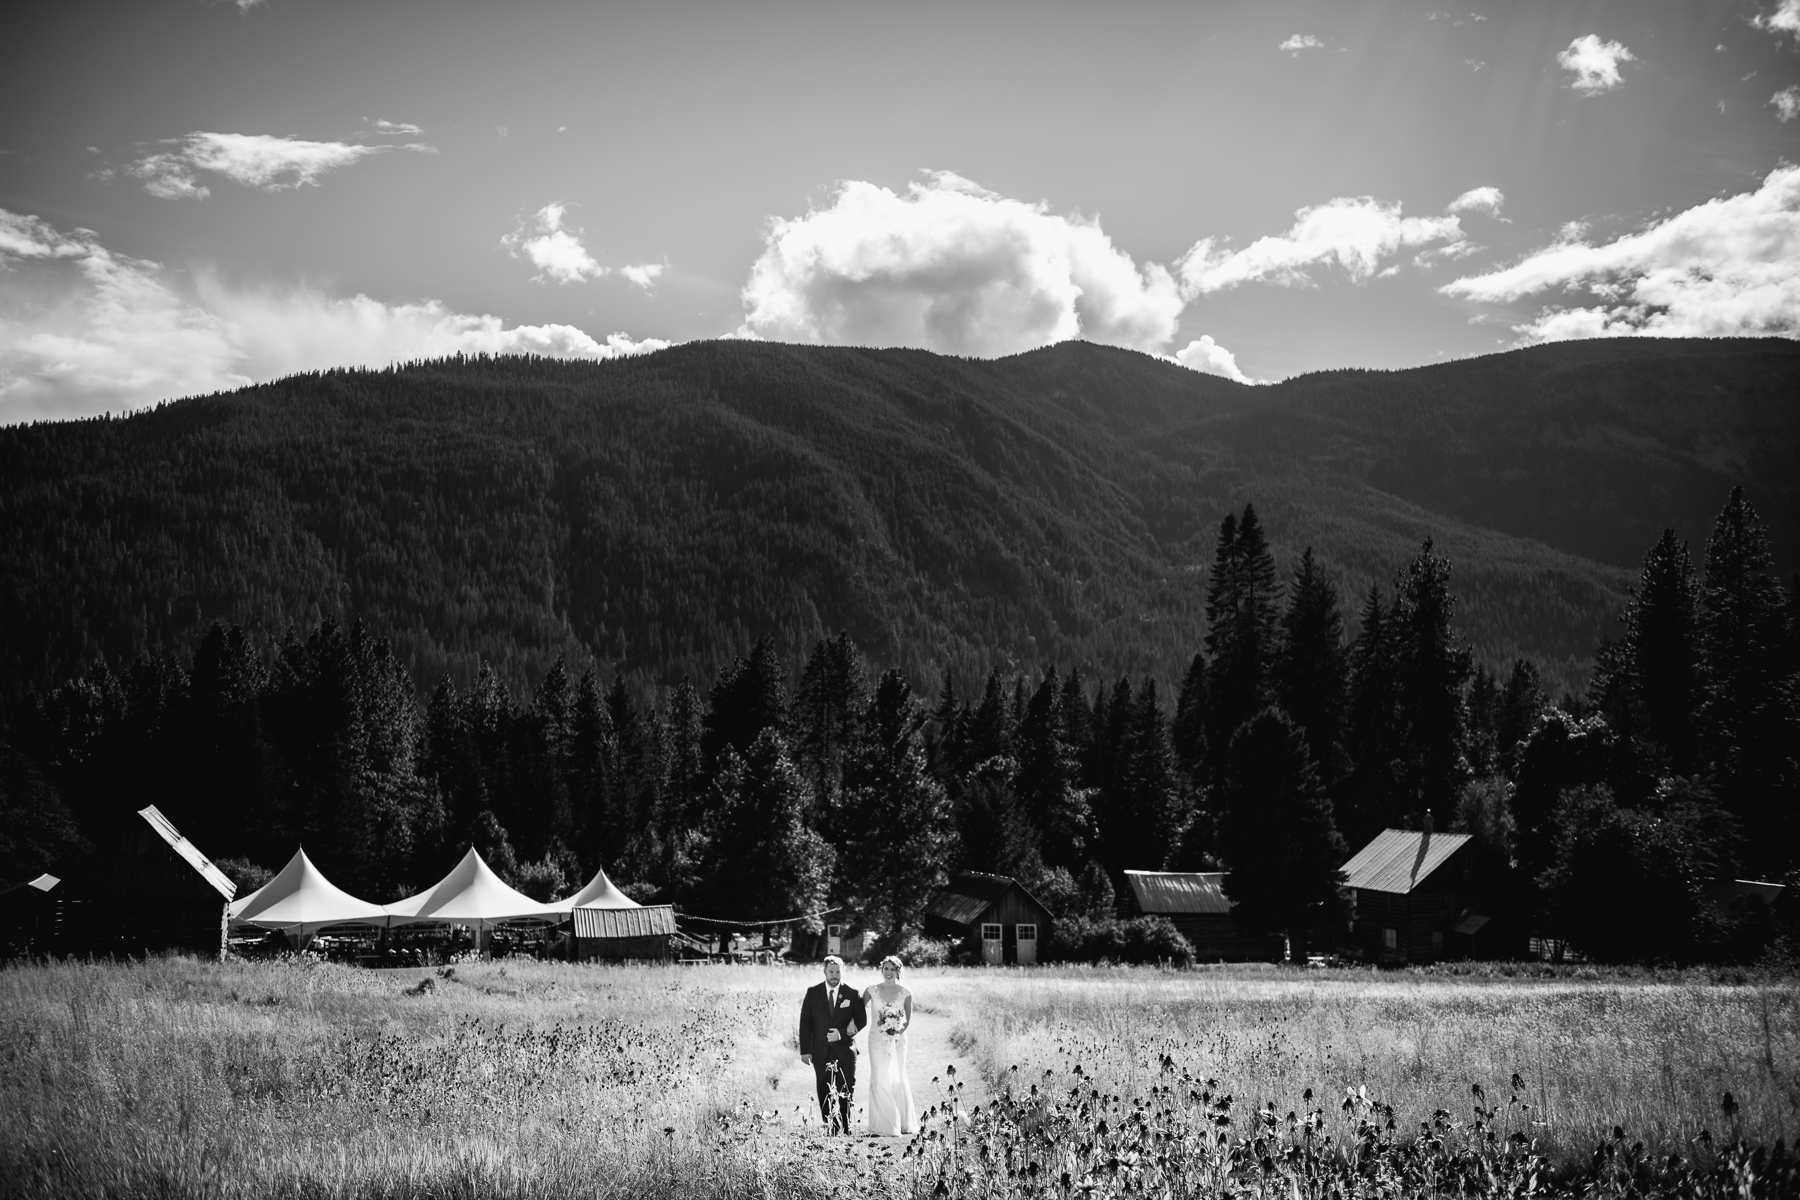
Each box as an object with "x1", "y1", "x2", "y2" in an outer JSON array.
[{"x1": 3, "y1": 488, "x2": 1795, "y2": 963}]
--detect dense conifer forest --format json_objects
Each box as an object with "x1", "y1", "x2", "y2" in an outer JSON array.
[
  {"x1": 1, "y1": 338, "x2": 1797, "y2": 962},
  {"x1": 2, "y1": 337, "x2": 1795, "y2": 712}
]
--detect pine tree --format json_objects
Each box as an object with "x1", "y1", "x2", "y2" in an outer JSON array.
[
  {"x1": 1171, "y1": 652, "x2": 1208, "y2": 788},
  {"x1": 953, "y1": 758, "x2": 1042, "y2": 880},
  {"x1": 966, "y1": 669, "x2": 1014, "y2": 765},
  {"x1": 1274, "y1": 548, "x2": 1349, "y2": 795},
  {"x1": 701, "y1": 730, "x2": 834, "y2": 937},
  {"x1": 702, "y1": 636, "x2": 789, "y2": 770},
  {"x1": 1697, "y1": 488, "x2": 1797, "y2": 868},
  {"x1": 1015, "y1": 667, "x2": 1092, "y2": 868},
  {"x1": 1217, "y1": 709, "x2": 1348, "y2": 957},
  {"x1": 1594, "y1": 529, "x2": 1702, "y2": 778},
  {"x1": 925, "y1": 672, "x2": 966, "y2": 788},
  {"x1": 838, "y1": 670, "x2": 953, "y2": 939},
  {"x1": 1341, "y1": 585, "x2": 1399, "y2": 845},
  {"x1": 568, "y1": 669, "x2": 617, "y2": 876},
  {"x1": 1110, "y1": 679, "x2": 1186, "y2": 872},
  {"x1": 791, "y1": 631, "x2": 869, "y2": 812},
  {"x1": 1495, "y1": 659, "x2": 1545, "y2": 777},
  {"x1": 1203, "y1": 505, "x2": 1281, "y2": 781},
  {"x1": 1390, "y1": 540, "x2": 1472, "y2": 827}
]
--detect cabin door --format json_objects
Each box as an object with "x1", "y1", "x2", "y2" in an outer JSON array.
[
  {"x1": 827, "y1": 924, "x2": 843, "y2": 957},
  {"x1": 980, "y1": 923, "x2": 1003, "y2": 965},
  {"x1": 1015, "y1": 923, "x2": 1038, "y2": 965}
]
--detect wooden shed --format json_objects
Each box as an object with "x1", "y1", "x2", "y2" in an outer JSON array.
[
  {"x1": 1340, "y1": 826, "x2": 1517, "y2": 964},
  {"x1": 923, "y1": 872, "x2": 1052, "y2": 965},
  {"x1": 51, "y1": 806, "x2": 237, "y2": 960},
  {"x1": 572, "y1": 905, "x2": 677, "y2": 961},
  {"x1": 1120, "y1": 871, "x2": 1284, "y2": 961}
]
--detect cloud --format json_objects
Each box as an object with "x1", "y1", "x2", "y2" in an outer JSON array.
[
  {"x1": 1440, "y1": 165, "x2": 1800, "y2": 341},
  {"x1": 129, "y1": 131, "x2": 431, "y2": 198},
  {"x1": 1171, "y1": 336, "x2": 1253, "y2": 384},
  {"x1": 1177, "y1": 196, "x2": 1465, "y2": 295},
  {"x1": 370, "y1": 119, "x2": 423, "y2": 136},
  {"x1": 1447, "y1": 186, "x2": 1506, "y2": 219},
  {"x1": 1773, "y1": 85, "x2": 1800, "y2": 122},
  {"x1": 1279, "y1": 34, "x2": 1323, "y2": 55},
  {"x1": 1751, "y1": 0, "x2": 1800, "y2": 36},
  {"x1": 502, "y1": 202, "x2": 608, "y2": 284},
  {"x1": 620, "y1": 263, "x2": 665, "y2": 289},
  {"x1": 737, "y1": 172, "x2": 1184, "y2": 357},
  {"x1": 1557, "y1": 35, "x2": 1635, "y2": 94},
  {"x1": 0, "y1": 209, "x2": 666, "y2": 423}
]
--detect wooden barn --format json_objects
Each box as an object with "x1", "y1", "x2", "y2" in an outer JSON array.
[
  {"x1": 51, "y1": 806, "x2": 237, "y2": 960},
  {"x1": 572, "y1": 905, "x2": 677, "y2": 961},
  {"x1": 923, "y1": 871, "x2": 1052, "y2": 965},
  {"x1": 1340, "y1": 824, "x2": 1517, "y2": 964},
  {"x1": 1120, "y1": 870, "x2": 1284, "y2": 961}
]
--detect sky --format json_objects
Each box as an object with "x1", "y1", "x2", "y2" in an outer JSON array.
[{"x1": 2, "y1": 0, "x2": 1798, "y2": 422}]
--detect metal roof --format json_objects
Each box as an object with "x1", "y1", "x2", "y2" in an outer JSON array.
[
  {"x1": 925, "y1": 872, "x2": 1048, "y2": 926},
  {"x1": 574, "y1": 905, "x2": 676, "y2": 939},
  {"x1": 1340, "y1": 829, "x2": 1473, "y2": 895},
  {"x1": 137, "y1": 806, "x2": 237, "y2": 901},
  {"x1": 1125, "y1": 871, "x2": 1233, "y2": 915}
]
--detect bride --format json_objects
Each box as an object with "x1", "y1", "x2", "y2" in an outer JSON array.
[{"x1": 862, "y1": 954, "x2": 916, "y2": 1135}]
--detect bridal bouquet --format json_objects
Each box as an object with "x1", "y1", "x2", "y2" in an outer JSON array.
[{"x1": 878, "y1": 1007, "x2": 905, "y2": 1037}]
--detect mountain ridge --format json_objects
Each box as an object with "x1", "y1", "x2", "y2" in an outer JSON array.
[{"x1": 1, "y1": 336, "x2": 1794, "y2": 708}]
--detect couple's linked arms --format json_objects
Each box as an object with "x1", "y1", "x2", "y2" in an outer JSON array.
[{"x1": 798, "y1": 993, "x2": 864, "y2": 1066}]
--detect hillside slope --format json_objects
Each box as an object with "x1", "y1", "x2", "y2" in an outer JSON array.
[{"x1": 1, "y1": 337, "x2": 1794, "y2": 705}]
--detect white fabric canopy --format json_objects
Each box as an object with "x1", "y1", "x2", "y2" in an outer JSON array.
[
  {"x1": 384, "y1": 847, "x2": 563, "y2": 926},
  {"x1": 557, "y1": 864, "x2": 640, "y2": 910},
  {"x1": 229, "y1": 847, "x2": 389, "y2": 934}
]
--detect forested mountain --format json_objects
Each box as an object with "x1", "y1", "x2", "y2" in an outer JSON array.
[{"x1": 2, "y1": 337, "x2": 1795, "y2": 711}]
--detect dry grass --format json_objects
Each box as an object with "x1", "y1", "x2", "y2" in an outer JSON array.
[{"x1": 0, "y1": 957, "x2": 1795, "y2": 1198}]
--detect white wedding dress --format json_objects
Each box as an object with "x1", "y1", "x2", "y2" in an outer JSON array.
[{"x1": 865, "y1": 990, "x2": 916, "y2": 1135}]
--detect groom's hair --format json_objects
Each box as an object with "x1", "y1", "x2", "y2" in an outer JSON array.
[{"x1": 822, "y1": 955, "x2": 845, "y2": 969}]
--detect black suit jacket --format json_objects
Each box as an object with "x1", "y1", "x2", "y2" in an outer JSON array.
[{"x1": 798, "y1": 981, "x2": 865, "y2": 1059}]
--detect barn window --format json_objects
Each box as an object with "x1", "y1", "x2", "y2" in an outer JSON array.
[
  {"x1": 1016, "y1": 923, "x2": 1037, "y2": 943},
  {"x1": 981, "y1": 924, "x2": 1002, "y2": 941},
  {"x1": 1383, "y1": 927, "x2": 1397, "y2": 950},
  {"x1": 828, "y1": 924, "x2": 842, "y2": 938}
]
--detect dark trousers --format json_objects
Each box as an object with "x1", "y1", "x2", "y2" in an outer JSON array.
[{"x1": 813, "y1": 1049, "x2": 856, "y2": 1133}]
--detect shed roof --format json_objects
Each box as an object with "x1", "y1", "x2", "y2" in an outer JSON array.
[
  {"x1": 138, "y1": 806, "x2": 237, "y2": 901},
  {"x1": 925, "y1": 872, "x2": 1047, "y2": 926},
  {"x1": 1341, "y1": 829, "x2": 1474, "y2": 895},
  {"x1": 574, "y1": 905, "x2": 676, "y2": 939},
  {"x1": 1125, "y1": 871, "x2": 1233, "y2": 915}
]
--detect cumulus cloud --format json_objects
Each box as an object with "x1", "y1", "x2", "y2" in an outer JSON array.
[
  {"x1": 620, "y1": 263, "x2": 665, "y2": 289},
  {"x1": 130, "y1": 131, "x2": 431, "y2": 198},
  {"x1": 1279, "y1": 34, "x2": 1324, "y2": 55},
  {"x1": 1171, "y1": 336, "x2": 1253, "y2": 384},
  {"x1": 1447, "y1": 186, "x2": 1506, "y2": 219},
  {"x1": 1558, "y1": 35, "x2": 1635, "y2": 94},
  {"x1": 0, "y1": 209, "x2": 666, "y2": 423},
  {"x1": 502, "y1": 202, "x2": 607, "y2": 285},
  {"x1": 1751, "y1": 0, "x2": 1800, "y2": 36},
  {"x1": 1177, "y1": 197, "x2": 1464, "y2": 295},
  {"x1": 1773, "y1": 85, "x2": 1800, "y2": 122},
  {"x1": 737, "y1": 172, "x2": 1184, "y2": 357},
  {"x1": 1440, "y1": 165, "x2": 1800, "y2": 341}
]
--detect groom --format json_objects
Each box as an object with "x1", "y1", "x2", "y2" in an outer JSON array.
[{"x1": 798, "y1": 955, "x2": 865, "y2": 1134}]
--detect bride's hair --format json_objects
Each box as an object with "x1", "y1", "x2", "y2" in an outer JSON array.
[{"x1": 879, "y1": 955, "x2": 903, "y2": 974}]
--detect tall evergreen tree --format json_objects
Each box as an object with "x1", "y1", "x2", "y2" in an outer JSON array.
[
  {"x1": 1697, "y1": 488, "x2": 1797, "y2": 867},
  {"x1": 791, "y1": 631, "x2": 868, "y2": 812},
  {"x1": 1106, "y1": 679, "x2": 1186, "y2": 873},
  {"x1": 1341, "y1": 585, "x2": 1399, "y2": 845},
  {"x1": 568, "y1": 669, "x2": 617, "y2": 877},
  {"x1": 965, "y1": 668, "x2": 1014, "y2": 765},
  {"x1": 700, "y1": 730, "x2": 834, "y2": 939},
  {"x1": 1014, "y1": 667, "x2": 1092, "y2": 868},
  {"x1": 1217, "y1": 708, "x2": 1349, "y2": 957},
  {"x1": 1495, "y1": 659, "x2": 1545, "y2": 778},
  {"x1": 701, "y1": 636, "x2": 788, "y2": 770},
  {"x1": 1274, "y1": 548, "x2": 1349, "y2": 794},
  {"x1": 925, "y1": 672, "x2": 966, "y2": 788},
  {"x1": 1203, "y1": 505, "x2": 1281, "y2": 781},
  {"x1": 1390, "y1": 540, "x2": 1472, "y2": 826}
]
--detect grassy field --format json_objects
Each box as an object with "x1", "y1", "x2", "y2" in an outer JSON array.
[{"x1": 0, "y1": 957, "x2": 1795, "y2": 1198}]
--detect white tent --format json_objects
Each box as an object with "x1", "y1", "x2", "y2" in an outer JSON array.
[
  {"x1": 384, "y1": 848, "x2": 564, "y2": 933},
  {"x1": 229, "y1": 847, "x2": 389, "y2": 936},
  {"x1": 556, "y1": 864, "x2": 640, "y2": 910}
]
